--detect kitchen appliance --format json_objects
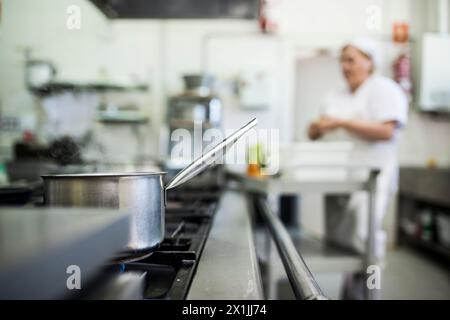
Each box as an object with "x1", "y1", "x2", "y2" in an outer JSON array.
[
  {"x1": 419, "y1": 33, "x2": 450, "y2": 112},
  {"x1": 42, "y1": 118, "x2": 257, "y2": 260},
  {"x1": 25, "y1": 60, "x2": 56, "y2": 89},
  {"x1": 168, "y1": 74, "x2": 221, "y2": 122},
  {"x1": 166, "y1": 74, "x2": 222, "y2": 164}
]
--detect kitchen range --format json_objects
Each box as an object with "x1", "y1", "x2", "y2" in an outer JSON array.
[
  {"x1": 70, "y1": 182, "x2": 225, "y2": 300},
  {"x1": 0, "y1": 168, "x2": 327, "y2": 300}
]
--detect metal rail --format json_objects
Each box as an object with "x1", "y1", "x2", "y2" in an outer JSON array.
[
  {"x1": 254, "y1": 196, "x2": 328, "y2": 300},
  {"x1": 364, "y1": 170, "x2": 381, "y2": 300}
]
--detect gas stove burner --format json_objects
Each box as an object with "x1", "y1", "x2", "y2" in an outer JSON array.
[
  {"x1": 106, "y1": 210, "x2": 216, "y2": 299},
  {"x1": 72, "y1": 186, "x2": 222, "y2": 300}
]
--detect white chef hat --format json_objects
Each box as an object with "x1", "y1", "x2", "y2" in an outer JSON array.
[{"x1": 344, "y1": 36, "x2": 381, "y2": 68}]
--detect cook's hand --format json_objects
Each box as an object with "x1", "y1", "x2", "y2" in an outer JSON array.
[
  {"x1": 308, "y1": 117, "x2": 346, "y2": 140},
  {"x1": 308, "y1": 120, "x2": 322, "y2": 140},
  {"x1": 318, "y1": 116, "x2": 344, "y2": 133}
]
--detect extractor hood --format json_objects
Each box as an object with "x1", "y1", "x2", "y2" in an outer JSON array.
[{"x1": 89, "y1": 0, "x2": 259, "y2": 19}]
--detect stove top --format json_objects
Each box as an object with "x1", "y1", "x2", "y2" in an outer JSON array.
[{"x1": 76, "y1": 186, "x2": 222, "y2": 300}]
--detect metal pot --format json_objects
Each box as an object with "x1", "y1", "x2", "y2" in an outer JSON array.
[
  {"x1": 183, "y1": 74, "x2": 214, "y2": 91},
  {"x1": 42, "y1": 118, "x2": 257, "y2": 260}
]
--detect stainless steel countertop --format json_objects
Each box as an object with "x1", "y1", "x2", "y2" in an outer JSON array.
[
  {"x1": 187, "y1": 190, "x2": 263, "y2": 299},
  {"x1": 0, "y1": 208, "x2": 129, "y2": 299}
]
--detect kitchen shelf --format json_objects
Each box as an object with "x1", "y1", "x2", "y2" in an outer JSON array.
[
  {"x1": 30, "y1": 82, "x2": 149, "y2": 97},
  {"x1": 400, "y1": 232, "x2": 450, "y2": 262},
  {"x1": 169, "y1": 119, "x2": 215, "y2": 129},
  {"x1": 96, "y1": 115, "x2": 149, "y2": 124}
]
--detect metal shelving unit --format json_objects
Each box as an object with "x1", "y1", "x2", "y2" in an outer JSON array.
[{"x1": 397, "y1": 167, "x2": 450, "y2": 262}]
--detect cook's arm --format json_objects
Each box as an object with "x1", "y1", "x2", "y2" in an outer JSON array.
[{"x1": 339, "y1": 119, "x2": 397, "y2": 141}]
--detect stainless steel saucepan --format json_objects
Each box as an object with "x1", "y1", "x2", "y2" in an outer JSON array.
[{"x1": 42, "y1": 118, "x2": 257, "y2": 260}]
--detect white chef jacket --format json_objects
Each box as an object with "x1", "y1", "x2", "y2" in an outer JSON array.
[{"x1": 321, "y1": 75, "x2": 408, "y2": 257}]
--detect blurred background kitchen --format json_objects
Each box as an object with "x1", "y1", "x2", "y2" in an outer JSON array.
[{"x1": 0, "y1": 0, "x2": 449, "y2": 300}]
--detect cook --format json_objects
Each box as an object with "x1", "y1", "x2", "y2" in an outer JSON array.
[{"x1": 308, "y1": 37, "x2": 408, "y2": 299}]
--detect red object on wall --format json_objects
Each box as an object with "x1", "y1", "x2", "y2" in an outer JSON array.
[
  {"x1": 22, "y1": 130, "x2": 35, "y2": 143},
  {"x1": 259, "y1": 0, "x2": 280, "y2": 34},
  {"x1": 259, "y1": 0, "x2": 267, "y2": 32},
  {"x1": 393, "y1": 52, "x2": 413, "y2": 101},
  {"x1": 392, "y1": 22, "x2": 409, "y2": 43}
]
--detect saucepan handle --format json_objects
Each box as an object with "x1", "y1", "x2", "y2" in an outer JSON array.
[{"x1": 165, "y1": 118, "x2": 258, "y2": 191}]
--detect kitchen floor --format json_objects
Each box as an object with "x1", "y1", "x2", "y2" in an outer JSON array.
[{"x1": 277, "y1": 247, "x2": 450, "y2": 300}]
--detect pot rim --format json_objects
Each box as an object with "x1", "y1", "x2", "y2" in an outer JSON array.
[{"x1": 41, "y1": 172, "x2": 167, "y2": 178}]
